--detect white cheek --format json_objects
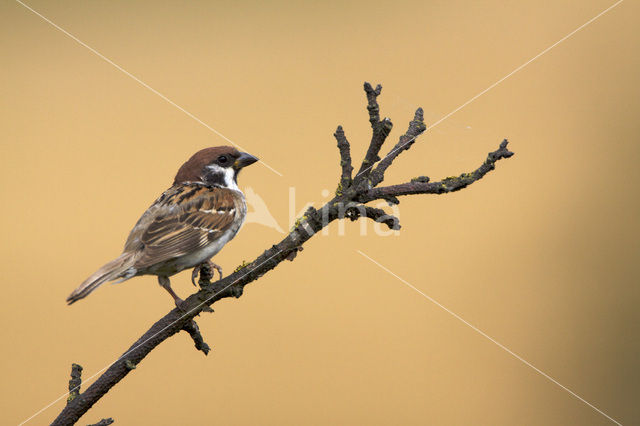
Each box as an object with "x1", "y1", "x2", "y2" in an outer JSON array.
[
  {"x1": 206, "y1": 164, "x2": 239, "y2": 191},
  {"x1": 207, "y1": 164, "x2": 225, "y2": 174},
  {"x1": 223, "y1": 168, "x2": 239, "y2": 191}
]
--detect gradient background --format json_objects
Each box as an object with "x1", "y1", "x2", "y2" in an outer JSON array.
[{"x1": 2, "y1": 0, "x2": 638, "y2": 424}]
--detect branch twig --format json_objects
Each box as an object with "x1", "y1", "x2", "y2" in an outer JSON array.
[
  {"x1": 362, "y1": 139, "x2": 513, "y2": 201},
  {"x1": 88, "y1": 419, "x2": 114, "y2": 426},
  {"x1": 67, "y1": 364, "x2": 82, "y2": 405},
  {"x1": 369, "y1": 108, "x2": 427, "y2": 186},
  {"x1": 334, "y1": 125, "x2": 353, "y2": 190},
  {"x1": 355, "y1": 83, "x2": 393, "y2": 184},
  {"x1": 66, "y1": 364, "x2": 114, "y2": 425},
  {"x1": 182, "y1": 320, "x2": 211, "y2": 355},
  {"x1": 340, "y1": 203, "x2": 401, "y2": 230}
]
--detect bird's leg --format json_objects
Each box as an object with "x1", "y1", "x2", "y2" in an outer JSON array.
[
  {"x1": 191, "y1": 260, "x2": 223, "y2": 286},
  {"x1": 158, "y1": 275, "x2": 183, "y2": 307}
]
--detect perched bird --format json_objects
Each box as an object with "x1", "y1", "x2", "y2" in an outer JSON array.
[{"x1": 67, "y1": 146, "x2": 258, "y2": 306}]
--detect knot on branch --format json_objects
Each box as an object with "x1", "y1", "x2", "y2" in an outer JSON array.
[{"x1": 285, "y1": 246, "x2": 304, "y2": 262}]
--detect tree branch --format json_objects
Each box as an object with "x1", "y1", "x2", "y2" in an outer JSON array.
[
  {"x1": 88, "y1": 419, "x2": 114, "y2": 426},
  {"x1": 66, "y1": 364, "x2": 114, "y2": 425},
  {"x1": 52, "y1": 83, "x2": 514, "y2": 425},
  {"x1": 369, "y1": 108, "x2": 427, "y2": 186},
  {"x1": 334, "y1": 125, "x2": 353, "y2": 190},
  {"x1": 344, "y1": 204, "x2": 401, "y2": 230},
  {"x1": 182, "y1": 320, "x2": 211, "y2": 355},
  {"x1": 354, "y1": 82, "x2": 393, "y2": 184},
  {"x1": 67, "y1": 363, "x2": 82, "y2": 405},
  {"x1": 361, "y1": 139, "x2": 513, "y2": 201}
]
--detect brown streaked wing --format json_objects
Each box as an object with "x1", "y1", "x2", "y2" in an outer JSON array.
[
  {"x1": 123, "y1": 185, "x2": 187, "y2": 252},
  {"x1": 133, "y1": 184, "x2": 239, "y2": 270}
]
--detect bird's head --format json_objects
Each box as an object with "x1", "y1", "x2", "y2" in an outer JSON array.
[{"x1": 174, "y1": 146, "x2": 259, "y2": 189}]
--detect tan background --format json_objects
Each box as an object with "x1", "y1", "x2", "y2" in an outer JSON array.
[{"x1": 1, "y1": 0, "x2": 638, "y2": 424}]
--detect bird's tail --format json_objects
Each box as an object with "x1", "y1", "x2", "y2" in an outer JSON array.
[{"x1": 67, "y1": 253, "x2": 136, "y2": 304}]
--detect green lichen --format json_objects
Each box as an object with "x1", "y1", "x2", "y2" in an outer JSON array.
[
  {"x1": 125, "y1": 360, "x2": 136, "y2": 370},
  {"x1": 441, "y1": 172, "x2": 476, "y2": 187},
  {"x1": 460, "y1": 172, "x2": 475, "y2": 180},
  {"x1": 234, "y1": 260, "x2": 250, "y2": 273},
  {"x1": 335, "y1": 182, "x2": 343, "y2": 196},
  {"x1": 411, "y1": 176, "x2": 430, "y2": 183},
  {"x1": 290, "y1": 215, "x2": 309, "y2": 231}
]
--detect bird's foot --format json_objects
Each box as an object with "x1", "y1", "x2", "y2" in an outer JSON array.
[
  {"x1": 191, "y1": 267, "x2": 200, "y2": 287},
  {"x1": 174, "y1": 298, "x2": 187, "y2": 312},
  {"x1": 211, "y1": 262, "x2": 223, "y2": 279},
  {"x1": 191, "y1": 260, "x2": 223, "y2": 287}
]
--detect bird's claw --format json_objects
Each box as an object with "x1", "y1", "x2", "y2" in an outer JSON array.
[
  {"x1": 191, "y1": 261, "x2": 223, "y2": 287},
  {"x1": 191, "y1": 267, "x2": 200, "y2": 287},
  {"x1": 211, "y1": 263, "x2": 223, "y2": 280}
]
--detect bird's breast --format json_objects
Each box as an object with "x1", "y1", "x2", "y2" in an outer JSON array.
[{"x1": 158, "y1": 195, "x2": 246, "y2": 275}]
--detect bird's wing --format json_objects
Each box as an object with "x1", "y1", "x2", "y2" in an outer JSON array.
[{"x1": 131, "y1": 184, "x2": 241, "y2": 270}]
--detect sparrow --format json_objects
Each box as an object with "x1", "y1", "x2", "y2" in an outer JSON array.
[{"x1": 67, "y1": 146, "x2": 259, "y2": 306}]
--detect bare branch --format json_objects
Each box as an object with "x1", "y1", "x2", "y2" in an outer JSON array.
[
  {"x1": 364, "y1": 206, "x2": 400, "y2": 230},
  {"x1": 344, "y1": 204, "x2": 400, "y2": 230},
  {"x1": 354, "y1": 83, "x2": 393, "y2": 183},
  {"x1": 67, "y1": 365, "x2": 114, "y2": 425},
  {"x1": 369, "y1": 108, "x2": 426, "y2": 186},
  {"x1": 52, "y1": 84, "x2": 513, "y2": 425},
  {"x1": 363, "y1": 81, "x2": 382, "y2": 125},
  {"x1": 333, "y1": 125, "x2": 353, "y2": 190},
  {"x1": 363, "y1": 139, "x2": 513, "y2": 201},
  {"x1": 67, "y1": 363, "x2": 83, "y2": 404},
  {"x1": 88, "y1": 419, "x2": 114, "y2": 426},
  {"x1": 182, "y1": 320, "x2": 211, "y2": 355}
]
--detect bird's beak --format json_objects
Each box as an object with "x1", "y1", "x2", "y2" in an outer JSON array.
[{"x1": 234, "y1": 152, "x2": 259, "y2": 169}]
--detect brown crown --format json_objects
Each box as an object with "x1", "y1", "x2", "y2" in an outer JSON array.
[{"x1": 173, "y1": 146, "x2": 241, "y2": 184}]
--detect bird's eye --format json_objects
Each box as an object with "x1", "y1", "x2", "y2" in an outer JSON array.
[{"x1": 217, "y1": 155, "x2": 228, "y2": 164}]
